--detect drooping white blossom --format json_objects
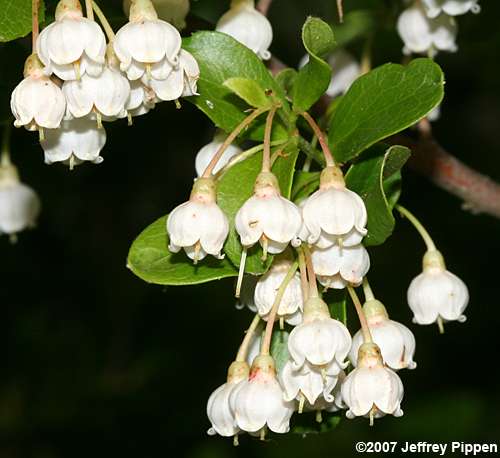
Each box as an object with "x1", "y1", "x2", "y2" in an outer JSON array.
[
  {"x1": 421, "y1": 0, "x2": 480, "y2": 18},
  {"x1": 288, "y1": 296, "x2": 351, "y2": 371},
  {"x1": 229, "y1": 355, "x2": 294, "y2": 435},
  {"x1": 304, "y1": 370, "x2": 346, "y2": 413},
  {"x1": 126, "y1": 81, "x2": 157, "y2": 117},
  {"x1": 195, "y1": 132, "x2": 242, "y2": 177},
  {"x1": 114, "y1": 0, "x2": 182, "y2": 81},
  {"x1": 207, "y1": 361, "x2": 249, "y2": 438},
  {"x1": 63, "y1": 46, "x2": 131, "y2": 123},
  {"x1": 36, "y1": 0, "x2": 106, "y2": 81},
  {"x1": 216, "y1": 0, "x2": 273, "y2": 60},
  {"x1": 145, "y1": 49, "x2": 200, "y2": 101},
  {"x1": 123, "y1": 0, "x2": 190, "y2": 29},
  {"x1": 235, "y1": 172, "x2": 302, "y2": 256},
  {"x1": 302, "y1": 166, "x2": 367, "y2": 248},
  {"x1": 299, "y1": 50, "x2": 361, "y2": 98},
  {"x1": 397, "y1": 3, "x2": 458, "y2": 57},
  {"x1": 311, "y1": 244, "x2": 370, "y2": 289},
  {"x1": 167, "y1": 177, "x2": 229, "y2": 262},
  {"x1": 349, "y1": 300, "x2": 417, "y2": 370},
  {"x1": 341, "y1": 343, "x2": 404, "y2": 423},
  {"x1": 41, "y1": 117, "x2": 106, "y2": 168},
  {"x1": 11, "y1": 54, "x2": 66, "y2": 135},
  {"x1": 407, "y1": 249, "x2": 468, "y2": 328},
  {"x1": 254, "y1": 258, "x2": 304, "y2": 325},
  {"x1": 0, "y1": 161, "x2": 41, "y2": 239}
]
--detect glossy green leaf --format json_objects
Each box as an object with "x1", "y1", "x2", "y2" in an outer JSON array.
[
  {"x1": 127, "y1": 215, "x2": 237, "y2": 286},
  {"x1": 183, "y1": 31, "x2": 289, "y2": 141},
  {"x1": 291, "y1": 171, "x2": 320, "y2": 202},
  {"x1": 275, "y1": 68, "x2": 298, "y2": 96},
  {"x1": 325, "y1": 289, "x2": 347, "y2": 325},
  {"x1": 293, "y1": 17, "x2": 335, "y2": 113},
  {"x1": 270, "y1": 330, "x2": 290, "y2": 374},
  {"x1": 329, "y1": 58, "x2": 444, "y2": 163},
  {"x1": 217, "y1": 144, "x2": 300, "y2": 274},
  {"x1": 223, "y1": 77, "x2": 272, "y2": 109},
  {"x1": 345, "y1": 144, "x2": 411, "y2": 246},
  {"x1": 0, "y1": 0, "x2": 44, "y2": 42}
]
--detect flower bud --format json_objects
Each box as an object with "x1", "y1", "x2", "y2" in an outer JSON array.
[
  {"x1": 216, "y1": 0, "x2": 273, "y2": 60},
  {"x1": 36, "y1": 0, "x2": 106, "y2": 80},
  {"x1": 349, "y1": 300, "x2": 417, "y2": 370},
  {"x1": 167, "y1": 177, "x2": 229, "y2": 262},
  {"x1": 421, "y1": 0, "x2": 480, "y2": 18},
  {"x1": 341, "y1": 343, "x2": 404, "y2": 423},
  {"x1": 407, "y1": 250, "x2": 468, "y2": 328}
]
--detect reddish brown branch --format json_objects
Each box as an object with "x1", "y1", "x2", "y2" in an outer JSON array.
[{"x1": 256, "y1": 0, "x2": 272, "y2": 16}]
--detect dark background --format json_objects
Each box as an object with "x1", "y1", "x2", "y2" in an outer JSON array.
[{"x1": 1, "y1": 0, "x2": 499, "y2": 456}]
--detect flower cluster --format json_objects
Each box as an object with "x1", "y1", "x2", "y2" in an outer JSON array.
[
  {"x1": 10, "y1": 0, "x2": 199, "y2": 169},
  {"x1": 397, "y1": 0, "x2": 480, "y2": 57}
]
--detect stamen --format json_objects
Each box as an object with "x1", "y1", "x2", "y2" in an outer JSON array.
[
  {"x1": 74, "y1": 61, "x2": 81, "y2": 80},
  {"x1": 38, "y1": 127, "x2": 45, "y2": 142},
  {"x1": 259, "y1": 427, "x2": 266, "y2": 441},
  {"x1": 298, "y1": 393, "x2": 305, "y2": 414},
  {"x1": 145, "y1": 64, "x2": 152, "y2": 81},
  {"x1": 193, "y1": 241, "x2": 201, "y2": 265},
  {"x1": 233, "y1": 434, "x2": 239, "y2": 447},
  {"x1": 69, "y1": 155, "x2": 75, "y2": 171},
  {"x1": 369, "y1": 406, "x2": 377, "y2": 426},
  {"x1": 96, "y1": 112, "x2": 103, "y2": 129},
  {"x1": 235, "y1": 248, "x2": 248, "y2": 298},
  {"x1": 316, "y1": 410, "x2": 323, "y2": 423},
  {"x1": 261, "y1": 234, "x2": 268, "y2": 261},
  {"x1": 279, "y1": 316, "x2": 284, "y2": 330},
  {"x1": 321, "y1": 367, "x2": 327, "y2": 382},
  {"x1": 437, "y1": 316, "x2": 445, "y2": 334},
  {"x1": 337, "y1": 236, "x2": 343, "y2": 253},
  {"x1": 127, "y1": 113, "x2": 133, "y2": 126},
  {"x1": 175, "y1": 99, "x2": 181, "y2": 109}
]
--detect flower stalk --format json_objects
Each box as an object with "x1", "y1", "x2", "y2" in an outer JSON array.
[
  {"x1": 261, "y1": 105, "x2": 279, "y2": 173},
  {"x1": 300, "y1": 112, "x2": 335, "y2": 167},
  {"x1": 260, "y1": 260, "x2": 298, "y2": 355},
  {"x1": 348, "y1": 285, "x2": 373, "y2": 344},
  {"x1": 362, "y1": 277, "x2": 375, "y2": 301},
  {"x1": 1, "y1": 125, "x2": 12, "y2": 166},
  {"x1": 396, "y1": 204, "x2": 437, "y2": 252},
  {"x1": 236, "y1": 313, "x2": 261, "y2": 362},
  {"x1": 92, "y1": 1, "x2": 115, "y2": 41},
  {"x1": 32, "y1": 0, "x2": 40, "y2": 51},
  {"x1": 302, "y1": 245, "x2": 318, "y2": 298},
  {"x1": 85, "y1": 0, "x2": 94, "y2": 20}
]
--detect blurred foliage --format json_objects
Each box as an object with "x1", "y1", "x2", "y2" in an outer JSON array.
[{"x1": 1, "y1": 0, "x2": 500, "y2": 457}]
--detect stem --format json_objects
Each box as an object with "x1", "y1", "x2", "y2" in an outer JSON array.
[
  {"x1": 262, "y1": 105, "x2": 279, "y2": 172},
  {"x1": 395, "y1": 205, "x2": 437, "y2": 252},
  {"x1": 300, "y1": 112, "x2": 335, "y2": 167},
  {"x1": 32, "y1": 0, "x2": 40, "y2": 51},
  {"x1": 302, "y1": 135, "x2": 317, "y2": 172},
  {"x1": 236, "y1": 314, "x2": 261, "y2": 362},
  {"x1": 336, "y1": 0, "x2": 344, "y2": 23},
  {"x1": 298, "y1": 137, "x2": 325, "y2": 166},
  {"x1": 1, "y1": 125, "x2": 12, "y2": 166},
  {"x1": 347, "y1": 286, "x2": 373, "y2": 344},
  {"x1": 297, "y1": 247, "x2": 309, "y2": 302},
  {"x1": 360, "y1": 35, "x2": 373, "y2": 75},
  {"x1": 260, "y1": 261, "x2": 298, "y2": 355},
  {"x1": 85, "y1": 0, "x2": 94, "y2": 20},
  {"x1": 362, "y1": 277, "x2": 375, "y2": 301},
  {"x1": 302, "y1": 245, "x2": 318, "y2": 298},
  {"x1": 92, "y1": 1, "x2": 115, "y2": 41},
  {"x1": 202, "y1": 107, "x2": 269, "y2": 178}
]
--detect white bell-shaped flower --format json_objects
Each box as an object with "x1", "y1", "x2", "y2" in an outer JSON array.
[
  {"x1": 311, "y1": 244, "x2": 370, "y2": 289},
  {"x1": 408, "y1": 250, "x2": 468, "y2": 329},
  {"x1": 235, "y1": 172, "x2": 302, "y2": 256},
  {"x1": 299, "y1": 50, "x2": 361, "y2": 98},
  {"x1": 304, "y1": 370, "x2": 346, "y2": 413},
  {"x1": 302, "y1": 166, "x2": 367, "y2": 248},
  {"x1": 216, "y1": 0, "x2": 273, "y2": 60},
  {"x1": 288, "y1": 296, "x2": 351, "y2": 370},
  {"x1": 114, "y1": 0, "x2": 182, "y2": 81},
  {"x1": 254, "y1": 258, "x2": 304, "y2": 325},
  {"x1": 0, "y1": 161, "x2": 41, "y2": 239},
  {"x1": 421, "y1": 0, "x2": 480, "y2": 18},
  {"x1": 124, "y1": 0, "x2": 190, "y2": 29},
  {"x1": 36, "y1": 0, "x2": 106, "y2": 81},
  {"x1": 145, "y1": 49, "x2": 200, "y2": 101},
  {"x1": 349, "y1": 300, "x2": 416, "y2": 370},
  {"x1": 280, "y1": 360, "x2": 340, "y2": 408},
  {"x1": 41, "y1": 117, "x2": 106, "y2": 169},
  {"x1": 342, "y1": 343, "x2": 404, "y2": 423},
  {"x1": 195, "y1": 132, "x2": 242, "y2": 177},
  {"x1": 63, "y1": 45, "x2": 131, "y2": 124},
  {"x1": 397, "y1": 3, "x2": 458, "y2": 57},
  {"x1": 167, "y1": 177, "x2": 229, "y2": 262},
  {"x1": 11, "y1": 54, "x2": 66, "y2": 136},
  {"x1": 126, "y1": 81, "x2": 157, "y2": 117},
  {"x1": 229, "y1": 355, "x2": 294, "y2": 435},
  {"x1": 207, "y1": 361, "x2": 249, "y2": 438}
]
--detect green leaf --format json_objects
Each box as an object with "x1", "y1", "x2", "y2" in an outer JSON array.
[
  {"x1": 291, "y1": 171, "x2": 320, "y2": 202},
  {"x1": 345, "y1": 144, "x2": 411, "y2": 246},
  {"x1": 223, "y1": 77, "x2": 272, "y2": 109},
  {"x1": 127, "y1": 215, "x2": 238, "y2": 286},
  {"x1": 275, "y1": 68, "x2": 297, "y2": 96},
  {"x1": 270, "y1": 330, "x2": 290, "y2": 374},
  {"x1": 217, "y1": 144, "x2": 300, "y2": 275},
  {"x1": 0, "y1": 0, "x2": 45, "y2": 42},
  {"x1": 328, "y1": 58, "x2": 444, "y2": 163},
  {"x1": 183, "y1": 31, "x2": 289, "y2": 141},
  {"x1": 333, "y1": 9, "x2": 377, "y2": 47},
  {"x1": 325, "y1": 289, "x2": 347, "y2": 325},
  {"x1": 293, "y1": 17, "x2": 336, "y2": 113}
]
